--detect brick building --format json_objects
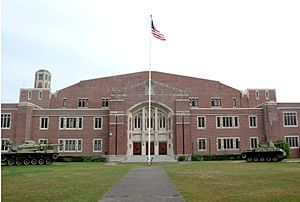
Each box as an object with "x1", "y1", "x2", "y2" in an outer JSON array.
[{"x1": 1, "y1": 70, "x2": 300, "y2": 160}]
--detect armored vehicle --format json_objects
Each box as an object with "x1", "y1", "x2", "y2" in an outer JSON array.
[
  {"x1": 1, "y1": 140, "x2": 60, "y2": 166},
  {"x1": 241, "y1": 141, "x2": 286, "y2": 162}
]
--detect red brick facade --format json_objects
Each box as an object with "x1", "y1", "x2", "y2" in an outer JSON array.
[{"x1": 1, "y1": 71, "x2": 300, "y2": 158}]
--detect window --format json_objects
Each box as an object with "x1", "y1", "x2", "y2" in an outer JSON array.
[
  {"x1": 249, "y1": 116, "x2": 257, "y2": 128},
  {"x1": 265, "y1": 90, "x2": 269, "y2": 100},
  {"x1": 190, "y1": 97, "x2": 199, "y2": 107},
  {"x1": 28, "y1": 91, "x2": 32, "y2": 100},
  {"x1": 285, "y1": 136, "x2": 299, "y2": 148},
  {"x1": 217, "y1": 137, "x2": 240, "y2": 150},
  {"x1": 146, "y1": 110, "x2": 155, "y2": 129},
  {"x1": 255, "y1": 90, "x2": 259, "y2": 100},
  {"x1": 38, "y1": 139, "x2": 48, "y2": 144},
  {"x1": 63, "y1": 98, "x2": 66, "y2": 108},
  {"x1": 1, "y1": 114, "x2": 11, "y2": 129},
  {"x1": 59, "y1": 117, "x2": 83, "y2": 130},
  {"x1": 93, "y1": 139, "x2": 102, "y2": 152},
  {"x1": 102, "y1": 98, "x2": 110, "y2": 108},
  {"x1": 38, "y1": 91, "x2": 42, "y2": 100},
  {"x1": 211, "y1": 97, "x2": 221, "y2": 107},
  {"x1": 216, "y1": 116, "x2": 239, "y2": 128},
  {"x1": 198, "y1": 138, "x2": 206, "y2": 150},
  {"x1": 134, "y1": 113, "x2": 142, "y2": 129},
  {"x1": 232, "y1": 97, "x2": 237, "y2": 107},
  {"x1": 197, "y1": 116, "x2": 206, "y2": 128},
  {"x1": 38, "y1": 74, "x2": 43, "y2": 80},
  {"x1": 58, "y1": 139, "x2": 82, "y2": 152},
  {"x1": 94, "y1": 117, "x2": 103, "y2": 129},
  {"x1": 1, "y1": 138, "x2": 10, "y2": 152},
  {"x1": 159, "y1": 113, "x2": 167, "y2": 129},
  {"x1": 283, "y1": 112, "x2": 298, "y2": 127},
  {"x1": 250, "y1": 137, "x2": 259, "y2": 149},
  {"x1": 40, "y1": 117, "x2": 49, "y2": 130},
  {"x1": 78, "y1": 98, "x2": 89, "y2": 108}
]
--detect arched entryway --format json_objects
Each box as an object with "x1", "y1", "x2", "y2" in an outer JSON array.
[{"x1": 127, "y1": 101, "x2": 174, "y2": 157}]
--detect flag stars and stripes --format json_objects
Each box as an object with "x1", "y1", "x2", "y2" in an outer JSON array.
[{"x1": 151, "y1": 20, "x2": 166, "y2": 41}]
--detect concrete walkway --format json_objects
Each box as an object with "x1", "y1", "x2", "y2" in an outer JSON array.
[{"x1": 99, "y1": 166, "x2": 184, "y2": 202}]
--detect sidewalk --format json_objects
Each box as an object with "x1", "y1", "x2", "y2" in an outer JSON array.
[{"x1": 99, "y1": 166, "x2": 184, "y2": 202}]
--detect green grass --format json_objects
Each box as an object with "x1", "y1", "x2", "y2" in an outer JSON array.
[
  {"x1": 163, "y1": 161, "x2": 300, "y2": 202},
  {"x1": 1, "y1": 162, "x2": 136, "y2": 202},
  {"x1": 2, "y1": 161, "x2": 300, "y2": 202}
]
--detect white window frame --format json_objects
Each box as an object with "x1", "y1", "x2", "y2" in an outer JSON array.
[
  {"x1": 63, "y1": 98, "x2": 67, "y2": 108},
  {"x1": 255, "y1": 90, "x2": 259, "y2": 100},
  {"x1": 265, "y1": 90, "x2": 269, "y2": 100},
  {"x1": 59, "y1": 117, "x2": 83, "y2": 130},
  {"x1": 58, "y1": 139, "x2": 82, "y2": 152},
  {"x1": 232, "y1": 97, "x2": 237, "y2": 107},
  {"x1": 284, "y1": 136, "x2": 299, "y2": 148},
  {"x1": 197, "y1": 116, "x2": 206, "y2": 129},
  {"x1": 38, "y1": 139, "x2": 49, "y2": 144},
  {"x1": 158, "y1": 113, "x2": 167, "y2": 130},
  {"x1": 190, "y1": 97, "x2": 199, "y2": 108},
  {"x1": 93, "y1": 139, "x2": 102, "y2": 152},
  {"x1": 38, "y1": 90, "x2": 42, "y2": 100},
  {"x1": 249, "y1": 115, "x2": 258, "y2": 128},
  {"x1": 217, "y1": 137, "x2": 240, "y2": 150},
  {"x1": 1, "y1": 138, "x2": 10, "y2": 152},
  {"x1": 78, "y1": 98, "x2": 89, "y2": 108},
  {"x1": 94, "y1": 117, "x2": 103, "y2": 130},
  {"x1": 197, "y1": 138, "x2": 207, "y2": 151},
  {"x1": 249, "y1": 137, "x2": 259, "y2": 149},
  {"x1": 28, "y1": 90, "x2": 32, "y2": 100},
  {"x1": 216, "y1": 116, "x2": 239, "y2": 129},
  {"x1": 101, "y1": 97, "x2": 110, "y2": 108},
  {"x1": 1, "y1": 113, "x2": 11, "y2": 129},
  {"x1": 283, "y1": 112, "x2": 298, "y2": 127},
  {"x1": 40, "y1": 117, "x2": 49, "y2": 130}
]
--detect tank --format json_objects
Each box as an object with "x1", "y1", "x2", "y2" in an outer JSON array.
[
  {"x1": 1, "y1": 140, "x2": 60, "y2": 166},
  {"x1": 241, "y1": 141, "x2": 286, "y2": 162}
]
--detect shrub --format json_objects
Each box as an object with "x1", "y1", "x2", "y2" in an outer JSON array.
[
  {"x1": 202, "y1": 154, "x2": 240, "y2": 161},
  {"x1": 274, "y1": 140, "x2": 290, "y2": 158},
  {"x1": 178, "y1": 155, "x2": 187, "y2": 161},
  {"x1": 82, "y1": 156, "x2": 107, "y2": 162},
  {"x1": 57, "y1": 156, "x2": 107, "y2": 162},
  {"x1": 191, "y1": 154, "x2": 203, "y2": 161},
  {"x1": 62, "y1": 157, "x2": 72, "y2": 162}
]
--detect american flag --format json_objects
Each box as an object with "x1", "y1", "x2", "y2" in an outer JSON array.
[{"x1": 151, "y1": 20, "x2": 166, "y2": 41}]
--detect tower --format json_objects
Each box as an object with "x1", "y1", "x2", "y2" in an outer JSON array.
[{"x1": 34, "y1": 69, "x2": 51, "y2": 89}]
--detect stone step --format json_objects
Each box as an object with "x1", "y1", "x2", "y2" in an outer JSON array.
[{"x1": 124, "y1": 155, "x2": 176, "y2": 163}]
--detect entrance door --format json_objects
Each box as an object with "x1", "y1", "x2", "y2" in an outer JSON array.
[
  {"x1": 146, "y1": 142, "x2": 154, "y2": 155},
  {"x1": 133, "y1": 142, "x2": 141, "y2": 155},
  {"x1": 159, "y1": 142, "x2": 167, "y2": 155}
]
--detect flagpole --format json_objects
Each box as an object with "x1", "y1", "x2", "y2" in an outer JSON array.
[{"x1": 148, "y1": 14, "x2": 152, "y2": 164}]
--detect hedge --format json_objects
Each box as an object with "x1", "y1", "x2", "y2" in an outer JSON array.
[{"x1": 57, "y1": 156, "x2": 107, "y2": 162}]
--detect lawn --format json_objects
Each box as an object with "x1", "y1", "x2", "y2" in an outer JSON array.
[
  {"x1": 1, "y1": 162, "x2": 136, "y2": 202},
  {"x1": 2, "y1": 161, "x2": 300, "y2": 202},
  {"x1": 163, "y1": 161, "x2": 300, "y2": 202}
]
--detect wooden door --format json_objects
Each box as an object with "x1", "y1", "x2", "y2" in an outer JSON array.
[
  {"x1": 159, "y1": 142, "x2": 167, "y2": 155},
  {"x1": 133, "y1": 142, "x2": 141, "y2": 155}
]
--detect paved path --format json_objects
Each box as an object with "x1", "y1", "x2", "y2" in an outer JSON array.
[{"x1": 99, "y1": 166, "x2": 184, "y2": 202}]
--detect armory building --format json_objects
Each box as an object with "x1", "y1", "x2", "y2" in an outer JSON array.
[{"x1": 1, "y1": 69, "x2": 300, "y2": 160}]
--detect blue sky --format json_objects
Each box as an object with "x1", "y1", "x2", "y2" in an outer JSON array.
[{"x1": 2, "y1": 0, "x2": 300, "y2": 103}]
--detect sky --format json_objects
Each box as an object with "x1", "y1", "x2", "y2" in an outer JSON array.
[{"x1": 1, "y1": 0, "x2": 300, "y2": 103}]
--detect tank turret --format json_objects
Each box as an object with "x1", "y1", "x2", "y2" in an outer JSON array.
[
  {"x1": 2, "y1": 140, "x2": 60, "y2": 166},
  {"x1": 241, "y1": 141, "x2": 286, "y2": 162}
]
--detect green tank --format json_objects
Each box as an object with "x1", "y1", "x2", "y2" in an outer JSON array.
[
  {"x1": 1, "y1": 140, "x2": 60, "y2": 166},
  {"x1": 241, "y1": 141, "x2": 286, "y2": 162}
]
